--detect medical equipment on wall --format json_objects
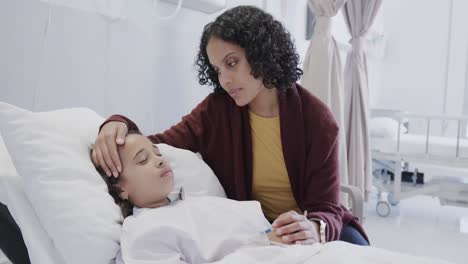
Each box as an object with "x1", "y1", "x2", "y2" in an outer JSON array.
[
  {"x1": 155, "y1": 0, "x2": 184, "y2": 20},
  {"x1": 38, "y1": 0, "x2": 228, "y2": 19},
  {"x1": 160, "y1": 0, "x2": 226, "y2": 14},
  {"x1": 39, "y1": 0, "x2": 128, "y2": 19}
]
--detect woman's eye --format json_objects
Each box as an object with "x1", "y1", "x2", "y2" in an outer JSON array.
[
  {"x1": 227, "y1": 61, "x2": 237, "y2": 67},
  {"x1": 139, "y1": 158, "x2": 147, "y2": 164}
]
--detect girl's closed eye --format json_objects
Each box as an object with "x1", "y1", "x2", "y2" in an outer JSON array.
[
  {"x1": 139, "y1": 156, "x2": 148, "y2": 165},
  {"x1": 152, "y1": 146, "x2": 162, "y2": 157}
]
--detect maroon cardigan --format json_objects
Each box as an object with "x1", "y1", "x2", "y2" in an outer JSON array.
[{"x1": 103, "y1": 84, "x2": 368, "y2": 242}]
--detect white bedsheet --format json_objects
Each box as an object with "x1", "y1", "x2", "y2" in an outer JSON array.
[
  {"x1": 208, "y1": 241, "x2": 453, "y2": 264},
  {"x1": 117, "y1": 196, "x2": 453, "y2": 264}
]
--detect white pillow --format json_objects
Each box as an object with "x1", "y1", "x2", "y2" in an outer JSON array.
[
  {"x1": 370, "y1": 117, "x2": 407, "y2": 138},
  {"x1": 0, "y1": 131, "x2": 65, "y2": 264},
  {"x1": 0, "y1": 103, "x2": 122, "y2": 264},
  {"x1": 157, "y1": 143, "x2": 226, "y2": 198},
  {"x1": 0, "y1": 103, "x2": 227, "y2": 264}
]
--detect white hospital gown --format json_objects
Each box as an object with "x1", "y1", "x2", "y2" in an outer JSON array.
[
  {"x1": 115, "y1": 196, "x2": 454, "y2": 264},
  {"x1": 118, "y1": 196, "x2": 272, "y2": 264}
]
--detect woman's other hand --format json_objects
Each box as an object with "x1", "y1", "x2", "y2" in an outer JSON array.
[
  {"x1": 271, "y1": 210, "x2": 320, "y2": 245},
  {"x1": 91, "y1": 121, "x2": 128, "y2": 178}
]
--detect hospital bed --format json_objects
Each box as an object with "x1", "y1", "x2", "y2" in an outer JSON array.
[
  {"x1": 0, "y1": 103, "x2": 455, "y2": 264},
  {"x1": 370, "y1": 108, "x2": 468, "y2": 217}
]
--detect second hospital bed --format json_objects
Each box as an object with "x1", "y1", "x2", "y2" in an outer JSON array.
[{"x1": 370, "y1": 108, "x2": 468, "y2": 216}]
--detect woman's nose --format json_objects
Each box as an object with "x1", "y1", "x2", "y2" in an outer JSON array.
[{"x1": 219, "y1": 72, "x2": 232, "y2": 88}]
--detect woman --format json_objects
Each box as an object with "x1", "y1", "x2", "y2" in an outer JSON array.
[{"x1": 92, "y1": 5, "x2": 368, "y2": 246}]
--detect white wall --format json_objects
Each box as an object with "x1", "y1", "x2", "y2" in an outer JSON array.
[
  {"x1": 376, "y1": 0, "x2": 468, "y2": 120},
  {"x1": 316, "y1": 0, "x2": 468, "y2": 136},
  {"x1": 378, "y1": 0, "x2": 448, "y2": 116},
  {"x1": 446, "y1": 0, "x2": 468, "y2": 117},
  {"x1": 5, "y1": 0, "x2": 467, "y2": 136},
  {"x1": 144, "y1": 0, "x2": 291, "y2": 132},
  {"x1": 269, "y1": 0, "x2": 309, "y2": 63},
  {"x1": 1, "y1": 0, "x2": 160, "y2": 133},
  {"x1": 1, "y1": 0, "x2": 309, "y2": 134}
]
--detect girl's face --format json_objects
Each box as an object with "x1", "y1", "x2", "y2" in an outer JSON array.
[
  {"x1": 206, "y1": 37, "x2": 267, "y2": 107},
  {"x1": 117, "y1": 134, "x2": 174, "y2": 208}
]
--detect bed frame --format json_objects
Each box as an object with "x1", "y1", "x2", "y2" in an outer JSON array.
[
  {"x1": 371, "y1": 109, "x2": 468, "y2": 217},
  {"x1": 340, "y1": 184, "x2": 364, "y2": 222}
]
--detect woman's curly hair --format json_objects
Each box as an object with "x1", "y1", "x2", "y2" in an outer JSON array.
[{"x1": 196, "y1": 5, "x2": 303, "y2": 93}]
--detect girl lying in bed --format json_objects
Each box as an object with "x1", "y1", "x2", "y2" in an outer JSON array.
[
  {"x1": 92, "y1": 133, "x2": 453, "y2": 264},
  {"x1": 94, "y1": 132, "x2": 303, "y2": 263}
]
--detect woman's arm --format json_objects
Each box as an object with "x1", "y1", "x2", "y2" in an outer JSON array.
[
  {"x1": 95, "y1": 94, "x2": 216, "y2": 176},
  {"x1": 302, "y1": 136, "x2": 344, "y2": 242},
  {"x1": 271, "y1": 136, "x2": 343, "y2": 244},
  {"x1": 100, "y1": 95, "x2": 214, "y2": 153}
]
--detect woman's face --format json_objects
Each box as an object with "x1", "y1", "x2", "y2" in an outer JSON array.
[
  {"x1": 117, "y1": 134, "x2": 174, "y2": 208},
  {"x1": 206, "y1": 37, "x2": 266, "y2": 107}
]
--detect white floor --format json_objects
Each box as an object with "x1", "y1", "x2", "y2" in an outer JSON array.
[{"x1": 363, "y1": 190, "x2": 468, "y2": 264}]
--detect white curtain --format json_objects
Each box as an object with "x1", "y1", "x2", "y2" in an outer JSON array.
[
  {"x1": 302, "y1": 0, "x2": 349, "y2": 193},
  {"x1": 342, "y1": 0, "x2": 382, "y2": 199}
]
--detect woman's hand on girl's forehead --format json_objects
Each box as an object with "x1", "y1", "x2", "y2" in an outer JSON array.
[{"x1": 92, "y1": 121, "x2": 128, "y2": 178}]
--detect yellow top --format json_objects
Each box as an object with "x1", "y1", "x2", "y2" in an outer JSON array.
[{"x1": 249, "y1": 111, "x2": 301, "y2": 222}]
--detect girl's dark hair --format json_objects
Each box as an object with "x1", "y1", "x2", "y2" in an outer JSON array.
[
  {"x1": 97, "y1": 166, "x2": 133, "y2": 219},
  {"x1": 90, "y1": 130, "x2": 143, "y2": 219},
  {"x1": 196, "y1": 5, "x2": 303, "y2": 93}
]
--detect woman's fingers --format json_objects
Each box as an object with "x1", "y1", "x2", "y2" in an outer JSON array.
[
  {"x1": 92, "y1": 122, "x2": 122, "y2": 177},
  {"x1": 93, "y1": 121, "x2": 127, "y2": 177},
  {"x1": 101, "y1": 138, "x2": 119, "y2": 177},
  {"x1": 272, "y1": 210, "x2": 299, "y2": 228},
  {"x1": 275, "y1": 218, "x2": 308, "y2": 236},
  {"x1": 91, "y1": 147, "x2": 98, "y2": 165},
  {"x1": 282, "y1": 229, "x2": 315, "y2": 244},
  {"x1": 272, "y1": 211, "x2": 320, "y2": 244},
  {"x1": 105, "y1": 132, "x2": 122, "y2": 175},
  {"x1": 112, "y1": 124, "x2": 127, "y2": 173},
  {"x1": 95, "y1": 147, "x2": 112, "y2": 177},
  {"x1": 116, "y1": 123, "x2": 128, "y2": 145},
  {"x1": 294, "y1": 238, "x2": 318, "y2": 245}
]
